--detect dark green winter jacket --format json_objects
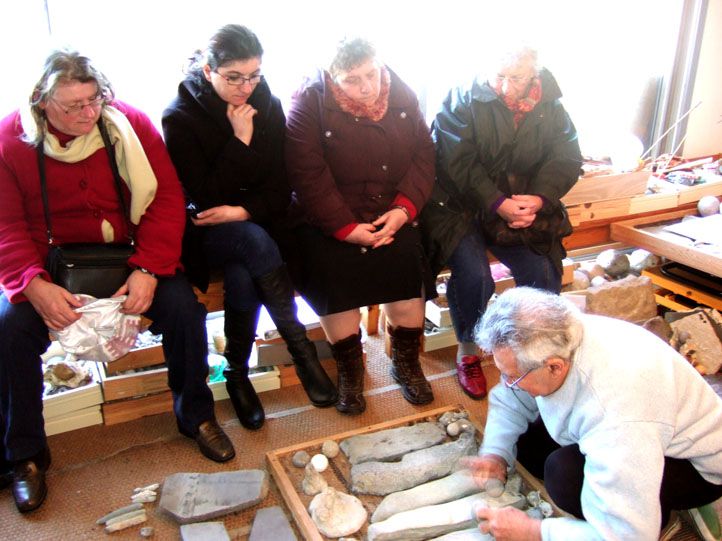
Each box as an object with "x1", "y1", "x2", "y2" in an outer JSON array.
[{"x1": 420, "y1": 69, "x2": 582, "y2": 276}]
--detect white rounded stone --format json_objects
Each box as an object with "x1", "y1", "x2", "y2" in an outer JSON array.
[
  {"x1": 311, "y1": 453, "x2": 329, "y2": 472},
  {"x1": 698, "y1": 195, "x2": 720, "y2": 216}
]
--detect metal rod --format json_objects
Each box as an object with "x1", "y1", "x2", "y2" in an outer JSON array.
[{"x1": 641, "y1": 100, "x2": 702, "y2": 161}]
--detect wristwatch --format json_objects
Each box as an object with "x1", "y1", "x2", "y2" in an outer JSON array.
[{"x1": 137, "y1": 267, "x2": 157, "y2": 278}]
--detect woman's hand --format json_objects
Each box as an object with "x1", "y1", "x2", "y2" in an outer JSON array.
[
  {"x1": 497, "y1": 195, "x2": 543, "y2": 228},
  {"x1": 114, "y1": 269, "x2": 157, "y2": 315},
  {"x1": 344, "y1": 223, "x2": 380, "y2": 246},
  {"x1": 192, "y1": 205, "x2": 251, "y2": 226},
  {"x1": 23, "y1": 276, "x2": 83, "y2": 330},
  {"x1": 370, "y1": 208, "x2": 407, "y2": 248},
  {"x1": 227, "y1": 103, "x2": 257, "y2": 145},
  {"x1": 476, "y1": 506, "x2": 542, "y2": 541}
]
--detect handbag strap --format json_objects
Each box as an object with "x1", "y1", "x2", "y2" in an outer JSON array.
[{"x1": 36, "y1": 115, "x2": 134, "y2": 245}]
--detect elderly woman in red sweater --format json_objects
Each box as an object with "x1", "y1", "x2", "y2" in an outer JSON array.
[
  {"x1": 0, "y1": 49, "x2": 234, "y2": 513},
  {"x1": 285, "y1": 37, "x2": 436, "y2": 414}
]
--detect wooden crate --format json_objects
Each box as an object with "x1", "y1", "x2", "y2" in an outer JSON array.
[
  {"x1": 266, "y1": 404, "x2": 563, "y2": 541},
  {"x1": 105, "y1": 344, "x2": 164, "y2": 375},
  {"x1": 562, "y1": 171, "x2": 650, "y2": 207}
]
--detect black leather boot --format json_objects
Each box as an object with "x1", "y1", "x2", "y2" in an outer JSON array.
[
  {"x1": 330, "y1": 332, "x2": 365, "y2": 415},
  {"x1": 223, "y1": 305, "x2": 265, "y2": 430},
  {"x1": 255, "y1": 266, "x2": 338, "y2": 407},
  {"x1": 388, "y1": 325, "x2": 434, "y2": 405}
]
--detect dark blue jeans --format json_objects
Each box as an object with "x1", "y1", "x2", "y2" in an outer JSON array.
[
  {"x1": 446, "y1": 226, "x2": 561, "y2": 343},
  {"x1": 202, "y1": 221, "x2": 283, "y2": 312},
  {"x1": 0, "y1": 273, "x2": 215, "y2": 463}
]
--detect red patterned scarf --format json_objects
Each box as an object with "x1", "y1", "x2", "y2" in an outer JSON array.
[
  {"x1": 495, "y1": 76, "x2": 542, "y2": 128},
  {"x1": 327, "y1": 66, "x2": 391, "y2": 122}
]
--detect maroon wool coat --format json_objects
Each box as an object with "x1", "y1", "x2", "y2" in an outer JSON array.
[{"x1": 285, "y1": 68, "x2": 435, "y2": 236}]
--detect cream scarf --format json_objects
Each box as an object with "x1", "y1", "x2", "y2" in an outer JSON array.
[{"x1": 23, "y1": 105, "x2": 157, "y2": 241}]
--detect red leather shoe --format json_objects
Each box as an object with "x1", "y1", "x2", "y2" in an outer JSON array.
[{"x1": 456, "y1": 355, "x2": 487, "y2": 400}]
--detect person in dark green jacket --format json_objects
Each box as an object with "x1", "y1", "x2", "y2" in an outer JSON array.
[{"x1": 421, "y1": 45, "x2": 582, "y2": 401}]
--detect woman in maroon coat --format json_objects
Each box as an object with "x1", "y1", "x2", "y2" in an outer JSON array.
[{"x1": 285, "y1": 38, "x2": 437, "y2": 414}]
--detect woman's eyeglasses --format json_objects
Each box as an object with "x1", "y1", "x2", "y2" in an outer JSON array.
[
  {"x1": 50, "y1": 96, "x2": 105, "y2": 115},
  {"x1": 216, "y1": 72, "x2": 263, "y2": 87}
]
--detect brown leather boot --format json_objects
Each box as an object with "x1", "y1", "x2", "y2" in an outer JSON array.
[
  {"x1": 330, "y1": 333, "x2": 365, "y2": 415},
  {"x1": 388, "y1": 325, "x2": 434, "y2": 405}
]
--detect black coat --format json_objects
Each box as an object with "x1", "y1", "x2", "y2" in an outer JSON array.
[
  {"x1": 162, "y1": 74, "x2": 290, "y2": 291},
  {"x1": 421, "y1": 69, "x2": 583, "y2": 276}
]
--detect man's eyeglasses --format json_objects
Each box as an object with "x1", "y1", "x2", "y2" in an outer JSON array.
[
  {"x1": 501, "y1": 367, "x2": 536, "y2": 389},
  {"x1": 50, "y1": 96, "x2": 105, "y2": 115},
  {"x1": 216, "y1": 72, "x2": 263, "y2": 87}
]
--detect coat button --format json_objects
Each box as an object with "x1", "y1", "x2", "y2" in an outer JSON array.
[
  {"x1": 325, "y1": 130, "x2": 332, "y2": 138},
  {"x1": 400, "y1": 111, "x2": 407, "y2": 119},
  {"x1": 381, "y1": 164, "x2": 388, "y2": 171},
  {"x1": 93, "y1": 210, "x2": 101, "y2": 218},
  {"x1": 360, "y1": 247, "x2": 367, "y2": 254},
  {"x1": 79, "y1": 180, "x2": 87, "y2": 189},
  {"x1": 354, "y1": 117, "x2": 360, "y2": 122},
  {"x1": 439, "y1": 202, "x2": 445, "y2": 206}
]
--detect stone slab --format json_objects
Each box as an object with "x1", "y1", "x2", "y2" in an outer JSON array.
[
  {"x1": 249, "y1": 506, "x2": 297, "y2": 541},
  {"x1": 160, "y1": 470, "x2": 268, "y2": 524},
  {"x1": 180, "y1": 521, "x2": 230, "y2": 541},
  {"x1": 340, "y1": 422, "x2": 447, "y2": 465}
]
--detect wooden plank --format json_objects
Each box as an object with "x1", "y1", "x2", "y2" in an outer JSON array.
[
  {"x1": 101, "y1": 391, "x2": 173, "y2": 425},
  {"x1": 610, "y1": 210, "x2": 722, "y2": 278},
  {"x1": 361, "y1": 305, "x2": 380, "y2": 335},
  {"x1": 100, "y1": 366, "x2": 169, "y2": 401},
  {"x1": 566, "y1": 197, "x2": 632, "y2": 227},
  {"x1": 643, "y1": 267, "x2": 722, "y2": 310},
  {"x1": 561, "y1": 171, "x2": 650, "y2": 206},
  {"x1": 675, "y1": 179, "x2": 722, "y2": 205},
  {"x1": 105, "y1": 344, "x2": 164, "y2": 375},
  {"x1": 266, "y1": 404, "x2": 567, "y2": 541}
]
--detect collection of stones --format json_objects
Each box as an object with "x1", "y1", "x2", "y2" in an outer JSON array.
[
  {"x1": 95, "y1": 483, "x2": 158, "y2": 535},
  {"x1": 291, "y1": 411, "x2": 553, "y2": 540}
]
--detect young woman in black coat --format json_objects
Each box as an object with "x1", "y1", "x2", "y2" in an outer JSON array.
[{"x1": 162, "y1": 25, "x2": 337, "y2": 430}]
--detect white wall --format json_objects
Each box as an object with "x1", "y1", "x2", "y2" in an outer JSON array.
[{"x1": 684, "y1": 0, "x2": 722, "y2": 157}]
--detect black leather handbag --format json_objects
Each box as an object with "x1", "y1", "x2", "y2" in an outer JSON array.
[{"x1": 38, "y1": 117, "x2": 134, "y2": 298}]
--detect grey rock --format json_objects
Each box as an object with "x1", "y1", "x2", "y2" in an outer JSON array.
[
  {"x1": 585, "y1": 275, "x2": 657, "y2": 322},
  {"x1": 159, "y1": 470, "x2": 268, "y2": 525},
  {"x1": 96, "y1": 502, "x2": 144, "y2": 524},
  {"x1": 301, "y1": 462, "x2": 327, "y2": 496},
  {"x1": 308, "y1": 487, "x2": 367, "y2": 538},
  {"x1": 351, "y1": 431, "x2": 478, "y2": 496},
  {"x1": 642, "y1": 316, "x2": 673, "y2": 343},
  {"x1": 629, "y1": 249, "x2": 660, "y2": 274},
  {"x1": 371, "y1": 470, "x2": 479, "y2": 523},
  {"x1": 180, "y1": 522, "x2": 230, "y2": 541},
  {"x1": 596, "y1": 249, "x2": 630, "y2": 277},
  {"x1": 140, "y1": 526, "x2": 155, "y2": 538},
  {"x1": 291, "y1": 450, "x2": 310, "y2": 468},
  {"x1": 340, "y1": 422, "x2": 447, "y2": 465},
  {"x1": 367, "y1": 491, "x2": 525, "y2": 541},
  {"x1": 321, "y1": 440, "x2": 340, "y2": 458},
  {"x1": 249, "y1": 506, "x2": 297, "y2": 541},
  {"x1": 428, "y1": 528, "x2": 493, "y2": 540},
  {"x1": 438, "y1": 411, "x2": 469, "y2": 426}
]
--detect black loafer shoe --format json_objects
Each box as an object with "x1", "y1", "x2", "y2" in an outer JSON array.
[
  {"x1": 12, "y1": 448, "x2": 51, "y2": 513},
  {"x1": 181, "y1": 420, "x2": 235, "y2": 463}
]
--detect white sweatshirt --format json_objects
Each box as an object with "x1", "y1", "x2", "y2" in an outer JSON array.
[{"x1": 480, "y1": 314, "x2": 722, "y2": 541}]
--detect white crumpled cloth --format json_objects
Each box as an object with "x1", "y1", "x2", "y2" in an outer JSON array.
[{"x1": 51, "y1": 295, "x2": 141, "y2": 363}]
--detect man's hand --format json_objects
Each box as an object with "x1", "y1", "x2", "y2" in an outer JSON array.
[
  {"x1": 476, "y1": 506, "x2": 542, "y2": 541},
  {"x1": 496, "y1": 195, "x2": 543, "y2": 229},
  {"x1": 114, "y1": 269, "x2": 157, "y2": 315},
  {"x1": 23, "y1": 275, "x2": 83, "y2": 330},
  {"x1": 192, "y1": 205, "x2": 250, "y2": 225},
  {"x1": 461, "y1": 454, "x2": 508, "y2": 489}
]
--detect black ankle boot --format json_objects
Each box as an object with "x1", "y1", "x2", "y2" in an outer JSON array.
[
  {"x1": 224, "y1": 305, "x2": 265, "y2": 430},
  {"x1": 255, "y1": 266, "x2": 338, "y2": 407},
  {"x1": 388, "y1": 325, "x2": 434, "y2": 405},
  {"x1": 330, "y1": 332, "x2": 365, "y2": 415}
]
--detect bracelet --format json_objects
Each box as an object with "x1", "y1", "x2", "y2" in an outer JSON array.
[
  {"x1": 137, "y1": 267, "x2": 157, "y2": 278},
  {"x1": 391, "y1": 205, "x2": 411, "y2": 220}
]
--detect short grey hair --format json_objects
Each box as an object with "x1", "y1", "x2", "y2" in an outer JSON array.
[
  {"x1": 23, "y1": 48, "x2": 113, "y2": 145},
  {"x1": 475, "y1": 287, "x2": 583, "y2": 372},
  {"x1": 328, "y1": 37, "x2": 376, "y2": 79}
]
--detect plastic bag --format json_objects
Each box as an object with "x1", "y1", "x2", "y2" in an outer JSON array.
[{"x1": 51, "y1": 295, "x2": 141, "y2": 363}]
